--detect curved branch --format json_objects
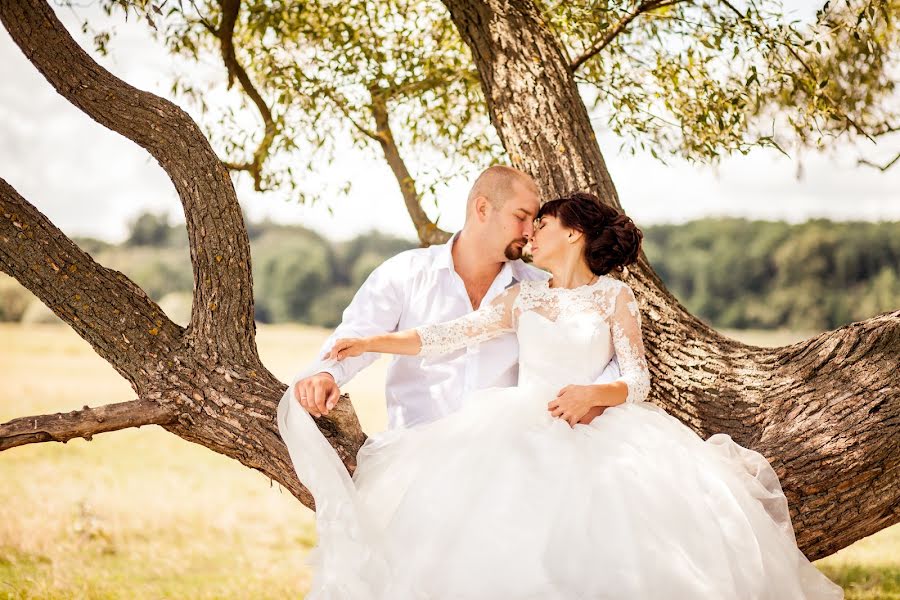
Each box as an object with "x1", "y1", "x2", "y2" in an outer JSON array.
[
  {"x1": 570, "y1": 0, "x2": 685, "y2": 71},
  {"x1": 0, "y1": 0, "x2": 257, "y2": 360},
  {"x1": 0, "y1": 177, "x2": 181, "y2": 387},
  {"x1": 215, "y1": 0, "x2": 277, "y2": 192},
  {"x1": 370, "y1": 91, "x2": 453, "y2": 246},
  {"x1": 0, "y1": 399, "x2": 176, "y2": 451}
]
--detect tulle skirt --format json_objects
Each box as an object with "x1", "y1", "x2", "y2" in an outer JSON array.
[{"x1": 277, "y1": 382, "x2": 844, "y2": 599}]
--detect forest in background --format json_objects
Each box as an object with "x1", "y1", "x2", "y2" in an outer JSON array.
[{"x1": 2, "y1": 212, "x2": 897, "y2": 331}]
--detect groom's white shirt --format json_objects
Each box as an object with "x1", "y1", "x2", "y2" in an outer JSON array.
[{"x1": 302, "y1": 231, "x2": 620, "y2": 429}]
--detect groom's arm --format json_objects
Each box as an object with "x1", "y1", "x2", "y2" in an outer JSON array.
[
  {"x1": 312, "y1": 256, "x2": 406, "y2": 384},
  {"x1": 577, "y1": 356, "x2": 621, "y2": 424},
  {"x1": 294, "y1": 255, "x2": 406, "y2": 414}
]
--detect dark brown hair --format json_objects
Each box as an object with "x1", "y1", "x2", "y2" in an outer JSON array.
[{"x1": 536, "y1": 191, "x2": 642, "y2": 275}]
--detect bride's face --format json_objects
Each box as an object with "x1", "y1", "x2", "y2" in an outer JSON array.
[{"x1": 529, "y1": 214, "x2": 574, "y2": 268}]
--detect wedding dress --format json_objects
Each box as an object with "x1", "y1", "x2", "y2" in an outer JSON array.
[{"x1": 276, "y1": 275, "x2": 844, "y2": 599}]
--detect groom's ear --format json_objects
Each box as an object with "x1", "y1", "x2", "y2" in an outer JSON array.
[{"x1": 474, "y1": 195, "x2": 491, "y2": 221}]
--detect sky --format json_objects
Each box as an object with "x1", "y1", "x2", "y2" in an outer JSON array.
[{"x1": 1, "y1": 1, "x2": 898, "y2": 245}]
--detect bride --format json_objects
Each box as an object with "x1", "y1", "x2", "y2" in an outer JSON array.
[{"x1": 276, "y1": 192, "x2": 844, "y2": 599}]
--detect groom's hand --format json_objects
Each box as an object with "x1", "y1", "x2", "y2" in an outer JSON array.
[
  {"x1": 577, "y1": 406, "x2": 608, "y2": 425},
  {"x1": 294, "y1": 372, "x2": 341, "y2": 418}
]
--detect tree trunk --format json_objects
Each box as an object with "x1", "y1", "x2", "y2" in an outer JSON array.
[
  {"x1": 439, "y1": 0, "x2": 900, "y2": 560},
  {"x1": 0, "y1": 0, "x2": 366, "y2": 510},
  {"x1": 0, "y1": 0, "x2": 896, "y2": 568}
]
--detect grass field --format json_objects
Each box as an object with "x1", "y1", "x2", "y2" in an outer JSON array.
[{"x1": 1, "y1": 323, "x2": 897, "y2": 599}]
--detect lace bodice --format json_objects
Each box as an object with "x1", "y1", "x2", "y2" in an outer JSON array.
[{"x1": 416, "y1": 276, "x2": 651, "y2": 404}]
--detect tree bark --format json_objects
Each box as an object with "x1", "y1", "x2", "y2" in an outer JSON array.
[
  {"x1": 439, "y1": 0, "x2": 900, "y2": 560},
  {"x1": 0, "y1": 0, "x2": 367, "y2": 511},
  {"x1": 0, "y1": 399, "x2": 174, "y2": 451},
  {"x1": 0, "y1": 0, "x2": 257, "y2": 364}
]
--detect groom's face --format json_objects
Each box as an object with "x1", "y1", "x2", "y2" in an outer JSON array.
[{"x1": 492, "y1": 183, "x2": 540, "y2": 261}]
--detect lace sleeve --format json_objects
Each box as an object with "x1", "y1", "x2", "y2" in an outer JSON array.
[
  {"x1": 610, "y1": 283, "x2": 651, "y2": 403},
  {"x1": 415, "y1": 284, "x2": 519, "y2": 356}
]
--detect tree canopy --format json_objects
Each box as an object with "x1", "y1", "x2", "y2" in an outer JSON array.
[{"x1": 82, "y1": 0, "x2": 899, "y2": 243}]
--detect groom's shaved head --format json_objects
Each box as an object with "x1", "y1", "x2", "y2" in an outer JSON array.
[
  {"x1": 466, "y1": 165, "x2": 539, "y2": 215},
  {"x1": 462, "y1": 164, "x2": 540, "y2": 262}
]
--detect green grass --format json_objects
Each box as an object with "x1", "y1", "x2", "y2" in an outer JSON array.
[{"x1": 1, "y1": 323, "x2": 896, "y2": 598}]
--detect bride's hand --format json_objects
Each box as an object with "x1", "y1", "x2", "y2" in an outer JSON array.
[
  {"x1": 548, "y1": 385, "x2": 596, "y2": 427},
  {"x1": 328, "y1": 337, "x2": 370, "y2": 361}
]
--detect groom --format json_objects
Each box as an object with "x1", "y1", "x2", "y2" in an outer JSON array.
[{"x1": 294, "y1": 165, "x2": 619, "y2": 428}]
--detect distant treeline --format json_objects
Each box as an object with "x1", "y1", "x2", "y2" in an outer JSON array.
[
  {"x1": 642, "y1": 219, "x2": 898, "y2": 330},
  {"x1": 1, "y1": 213, "x2": 897, "y2": 331}
]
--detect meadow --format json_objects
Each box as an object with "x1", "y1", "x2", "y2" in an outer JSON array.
[{"x1": 1, "y1": 323, "x2": 897, "y2": 599}]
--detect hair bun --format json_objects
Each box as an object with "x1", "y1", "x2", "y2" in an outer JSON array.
[{"x1": 536, "y1": 191, "x2": 643, "y2": 276}]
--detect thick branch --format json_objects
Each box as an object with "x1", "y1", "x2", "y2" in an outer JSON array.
[
  {"x1": 570, "y1": 0, "x2": 685, "y2": 71},
  {"x1": 215, "y1": 0, "x2": 277, "y2": 192},
  {"x1": 0, "y1": 0, "x2": 368, "y2": 520},
  {"x1": 0, "y1": 177, "x2": 182, "y2": 387},
  {"x1": 370, "y1": 91, "x2": 453, "y2": 246},
  {"x1": 0, "y1": 399, "x2": 176, "y2": 452},
  {"x1": 0, "y1": 0, "x2": 257, "y2": 361}
]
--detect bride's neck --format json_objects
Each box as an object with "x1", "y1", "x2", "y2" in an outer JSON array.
[{"x1": 547, "y1": 256, "x2": 596, "y2": 289}]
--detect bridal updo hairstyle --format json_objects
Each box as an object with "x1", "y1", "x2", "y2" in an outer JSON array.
[{"x1": 536, "y1": 191, "x2": 643, "y2": 275}]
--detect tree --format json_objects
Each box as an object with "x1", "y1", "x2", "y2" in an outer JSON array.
[
  {"x1": 0, "y1": 0, "x2": 897, "y2": 566},
  {"x1": 126, "y1": 211, "x2": 174, "y2": 246},
  {"x1": 85, "y1": 0, "x2": 899, "y2": 240}
]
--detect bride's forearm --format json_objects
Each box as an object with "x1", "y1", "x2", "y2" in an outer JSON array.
[{"x1": 365, "y1": 329, "x2": 422, "y2": 356}]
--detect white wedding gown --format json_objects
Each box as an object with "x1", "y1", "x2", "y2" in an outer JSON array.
[{"x1": 276, "y1": 276, "x2": 844, "y2": 599}]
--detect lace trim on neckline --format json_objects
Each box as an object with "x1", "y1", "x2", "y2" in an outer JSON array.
[{"x1": 540, "y1": 274, "x2": 610, "y2": 292}]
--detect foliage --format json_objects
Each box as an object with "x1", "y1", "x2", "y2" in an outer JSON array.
[
  {"x1": 307, "y1": 285, "x2": 359, "y2": 328},
  {"x1": 642, "y1": 217, "x2": 900, "y2": 330},
  {"x1": 251, "y1": 230, "x2": 337, "y2": 323},
  {"x1": 84, "y1": 0, "x2": 499, "y2": 210},
  {"x1": 551, "y1": 0, "x2": 898, "y2": 163},
  {"x1": 75, "y1": 0, "x2": 899, "y2": 226}
]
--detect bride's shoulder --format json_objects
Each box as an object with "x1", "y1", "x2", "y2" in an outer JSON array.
[
  {"x1": 506, "y1": 278, "x2": 547, "y2": 310},
  {"x1": 594, "y1": 274, "x2": 625, "y2": 290},
  {"x1": 507, "y1": 279, "x2": 540, "y2": 302},
  {"x1": 595, "y1": 275, "x2": 638, "y2": 304}
]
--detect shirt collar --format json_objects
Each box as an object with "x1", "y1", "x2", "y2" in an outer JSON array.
[
  {"x1": 432, "y1": 230, "x2": 460, "y2": 272},
  {"x1": 434, "y1": 230, "x2": 518, "y2": 289}
]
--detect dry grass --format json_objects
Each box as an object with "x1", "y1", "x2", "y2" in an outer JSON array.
[{"x1": 1, "y1": 323, "x2": 896, "y2": 599}]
